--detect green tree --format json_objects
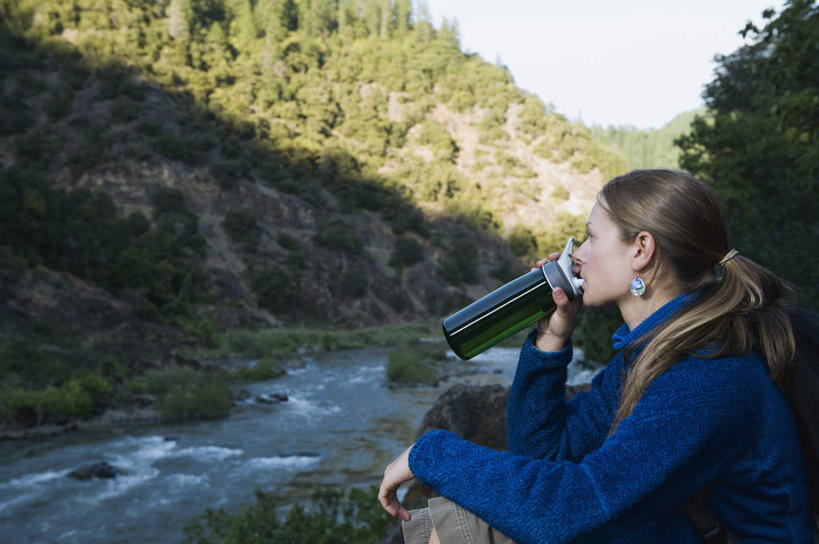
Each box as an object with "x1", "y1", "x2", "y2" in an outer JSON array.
[{"x1": 677, "y1": 0, "x2": 819, "y2": 308}]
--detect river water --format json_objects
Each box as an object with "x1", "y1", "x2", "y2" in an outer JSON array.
[{"x1": 0, "y1": 345, "x2": 598, "y2": 543}]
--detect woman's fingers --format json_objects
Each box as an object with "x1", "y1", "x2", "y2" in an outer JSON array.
[
  {"x1": 378, "y1": 485, "x2": 411, "y2": 521},
  {"x1": 378, "y1": 445, "x2": 415, "y2": 521},
  {"x1": 532, "y1": 252, "x2": 562, "y2": 271}
]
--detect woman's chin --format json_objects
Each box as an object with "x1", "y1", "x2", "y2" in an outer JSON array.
[{"x1": 581, "y1": 292, "x2": 604, "y2": 307}]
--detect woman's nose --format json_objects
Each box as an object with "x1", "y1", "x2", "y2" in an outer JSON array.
[{"x1": 573, "y1": 240, "x2": 588, "y2": 264}]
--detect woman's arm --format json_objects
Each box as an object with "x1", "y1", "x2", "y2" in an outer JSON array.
[{"x1": 506, "y1": 334, "x2": 619, "y2": 460}]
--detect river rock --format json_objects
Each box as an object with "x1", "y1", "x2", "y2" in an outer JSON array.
[
  {"x1": 67, "y1": 462, "x2": 120, "y2": 480},
  {"x1": 417, "y1": 384, "x2": 510, "y2": 451},
  {"x1": 255, "y1": 393, "x2": 288, "y2": 404}
]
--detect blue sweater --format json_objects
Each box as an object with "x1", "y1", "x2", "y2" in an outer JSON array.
[{"x1": 410, "y1": 294, "x2": 812, "y2": 543}]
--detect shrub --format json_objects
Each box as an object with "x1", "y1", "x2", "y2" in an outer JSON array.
[
  {"x1": 551, "y1": 184, "x2": 570, "y2": 202},
  {"x1": 574, "y1": 304, "x2": 622, "y2": 365},
  {"x1": 236, "y1": 356, "x2": 285, "y2": 381},
  {"x1": 389, "y1": 236, "x2": 425, "y2": 268},
  {"x1": 222, "y1": 208, "x2": 261, "y2": 251},
  {"x1": 386, "y1": 344, "x2": 447, "y2": 386},
  {"x1": 153, "y1": 132, "x2": 200, "y2": 164},
  {"x1": 438, "y1": 236, "x2": 479, "y2": 285},
  {"x1": 45, "y1": 89, "x2": 74, "y2": 121},
  {"x1": 339, "y1": 268, "x2": 368, "y2": 298},
  {"x1": 313, "y1": 220, "x2": 363, "y2": 255},
  {"x1": 184, "y1": 486, "x2": 393, "y2": 544},
  {"x1": 508, "y1": 224, "x2": 537, "y2": 257},
  {"x1": 277, "y1": 233, "x2": 298, "y2": 250},
  {"x1": 131, "y1": 366, "x2": 231, "y2": 422},
  {"x1": 252, "y1": 266, "x2": 297, "y2": 314},
  {"x1": 110, "y1": 97, "x2": 140, "y2": 124},
  {"x1": 0, "y1": 371, "x2": 113, "y2": 425},
  {"x1": 156, "y1": 381, "x2": 231, "y2": 421},
  {"x1": 211, "y1": 160, "x2": 250, "y2": 190}
]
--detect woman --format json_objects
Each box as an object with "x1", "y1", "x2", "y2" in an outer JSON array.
[{"x1": 379, "y1": 170, "x2": 812, "y2": 543}]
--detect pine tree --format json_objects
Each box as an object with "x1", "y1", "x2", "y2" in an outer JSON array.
[{"x1": 229, "y1": 0, "x2": 257, "y2": 59}]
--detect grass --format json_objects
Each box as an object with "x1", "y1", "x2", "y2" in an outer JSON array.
[{"x1": 386, "y1": 342, "x2": 449, "y2": 386}]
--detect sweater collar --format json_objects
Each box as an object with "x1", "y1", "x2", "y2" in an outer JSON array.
[{"x1": 611, "y1": 291, "x2": 701, "y2": 352}]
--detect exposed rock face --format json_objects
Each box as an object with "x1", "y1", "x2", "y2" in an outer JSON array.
[{"x1": 64, "y1": 162, "x2": 519, "y2": 331}]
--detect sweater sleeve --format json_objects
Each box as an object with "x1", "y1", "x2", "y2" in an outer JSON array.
[
  {"x1": 507, "y1": 332, "x2": 620, "y2": 461},
  {"x1": 410, "y1": 357, "x2": 753, "y2": 544}
]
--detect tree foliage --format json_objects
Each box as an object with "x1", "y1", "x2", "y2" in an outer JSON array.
[{"x1": 677, "y1": 0, "x2": 818, "y2": 307}]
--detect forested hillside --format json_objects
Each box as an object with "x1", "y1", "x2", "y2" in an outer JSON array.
[
  {"x1": 0, "y1": 0, "x2": 626, "y2": 429},
  {"x1": 590, "y1": 108, "x2": 703, "y2": 170}
]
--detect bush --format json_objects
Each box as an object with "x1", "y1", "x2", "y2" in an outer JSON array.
[
  {"x1": 130, "y1": 366, "x2": 231, "y2": 421},
  {"x1": 156, "y1": 381, "x2": 231, "y2": 421},
  {"x1": 389, "y1": 236, "x2": 425, "y2": 268},
  {"x1": 110, "y1": 97, "x2": 140, "y2": 124},
  {"x1": 508, "y1": 224, "x2": 537, "y2": 257},
  {"x1": 211, "y1": 160, "x2": 251, "y2": 190},
  {"x1": 252, "y1": 266, "x2": 297, "y2": 314},
  {"x1": 339, "y1": 269, "x2": 367, "y2": 298},
  {"x1": 574, "y1": 304, "x2": 622, "y2": 365},
  {"x1": 277, "y1": 233, "x2": 298, "y2": 250},
  {"x1": 386, "y1": 345, "x2": 446, "y2": 385},
  {"x1": 222, "y1": 209, "x2": 261, "y2": 251},
  {"x1": 236, "y1": 356, "x2": 286, "y2": 381},
  {"x1": 551, "y1": 184, "x2": 570, "y2": 202},
  {"x1": 154, "y1": 132, "x2": 200, "y2": 164},
  {"x1": 0, "y1": 371, "x2": 113, "y2": 425},
  {"x1": 438, "y1": 236, "x2": 479, "y2": 285},
  {"x1": 184, "y1": 486, "x2": 393, "y2": 544},
  {"x1": 313, "y1": 220, "x2": 363, "y2": 255}
]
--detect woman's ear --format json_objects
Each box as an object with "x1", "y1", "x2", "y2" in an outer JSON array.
[{"x1": 631, "y1": 231, "x2": 656, "y2": 272}]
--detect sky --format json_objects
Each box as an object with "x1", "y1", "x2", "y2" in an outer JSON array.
[{"x1": 424, "y1": 0, "x2": 784, "y2": 129}]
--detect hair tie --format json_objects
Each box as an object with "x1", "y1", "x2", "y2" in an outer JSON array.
[{"x1": 719, "y1": 248, "x2": 739, "y2": 266}]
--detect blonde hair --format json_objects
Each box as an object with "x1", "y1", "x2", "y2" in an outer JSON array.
[{"x1": 600, "y1": 170, "x2": 795, "y2": 432}]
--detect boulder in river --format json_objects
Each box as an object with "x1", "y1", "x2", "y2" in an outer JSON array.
[
  {"x1": 255, "y1": 393, "x2": 288, "y2": 404},
  {"x1": 67, "y1": 462, "x2": 120, "y2": 480}
]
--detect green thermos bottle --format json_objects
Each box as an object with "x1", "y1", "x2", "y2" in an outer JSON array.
[{"x1": 442, "y1": 237, "x2": 584, "y2": 360}]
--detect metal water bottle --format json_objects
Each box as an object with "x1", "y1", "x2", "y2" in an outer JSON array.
[{"x1": 442, "y1": 237, "x2": 584, "y2": 360}]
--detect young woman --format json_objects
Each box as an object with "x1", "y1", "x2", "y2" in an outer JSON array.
[{"x1": 379, "y1": 170, "x2": 812, "y2": 543}]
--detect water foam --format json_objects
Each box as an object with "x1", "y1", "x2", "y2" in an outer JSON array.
[
  {"x1": 244, "y1": 455, "x2": 319, "y2": 471},
  {"x1": 286, "y1": 396, "x2": 341, "y2": 417},
  {"x1": 1, "y1": 469, "x2": 70, "y2": 489}
]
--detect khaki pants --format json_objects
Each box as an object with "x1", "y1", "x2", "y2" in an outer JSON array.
[{"x1": 403, "y1": 496, "x2": 517, "y2": 544}]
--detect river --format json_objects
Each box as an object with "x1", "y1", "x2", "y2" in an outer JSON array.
[{"x1": 0, "y1": 345, "x2": 598, "y2": 543}]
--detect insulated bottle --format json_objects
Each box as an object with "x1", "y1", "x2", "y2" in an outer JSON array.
[{"x1": 442, "y1": 237, "x2": 584, "y2": 360}]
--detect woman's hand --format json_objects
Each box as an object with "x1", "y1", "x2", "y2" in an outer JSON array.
[
  {"x1": 378, "y1": 445, "x2": 415, "y2": 521},
  {"x1": 532, "y1": 252, "x2": 582, "y2": 352}
]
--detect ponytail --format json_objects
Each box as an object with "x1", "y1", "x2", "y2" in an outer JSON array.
[{"x1": 611, "y1": 254, "x2": 796, "y2": 433}]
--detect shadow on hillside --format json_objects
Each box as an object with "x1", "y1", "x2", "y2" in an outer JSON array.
[{"x1": 0, "y1": 17, "x2": 527, "y2": 330}]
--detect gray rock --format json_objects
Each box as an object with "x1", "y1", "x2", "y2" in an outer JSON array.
[{"x1": 68, "y1": 462, "x2": 119, "y2": 480}]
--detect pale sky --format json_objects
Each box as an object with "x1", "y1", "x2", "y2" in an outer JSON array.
[{"x1": 424, "y1": 0, "x2": 783, "y2": 129}]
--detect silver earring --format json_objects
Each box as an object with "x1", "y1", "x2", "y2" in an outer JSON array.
[{"x1": 630, "y1": 275, "x2": 646, "y2": 296}]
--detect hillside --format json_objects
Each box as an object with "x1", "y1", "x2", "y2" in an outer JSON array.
[
  {"x1": 0, "y1": 0, "x2": 629, "y2": 428},
  {"x1": 590, "y1": 109, "x2": 704, "y2": 171}
]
